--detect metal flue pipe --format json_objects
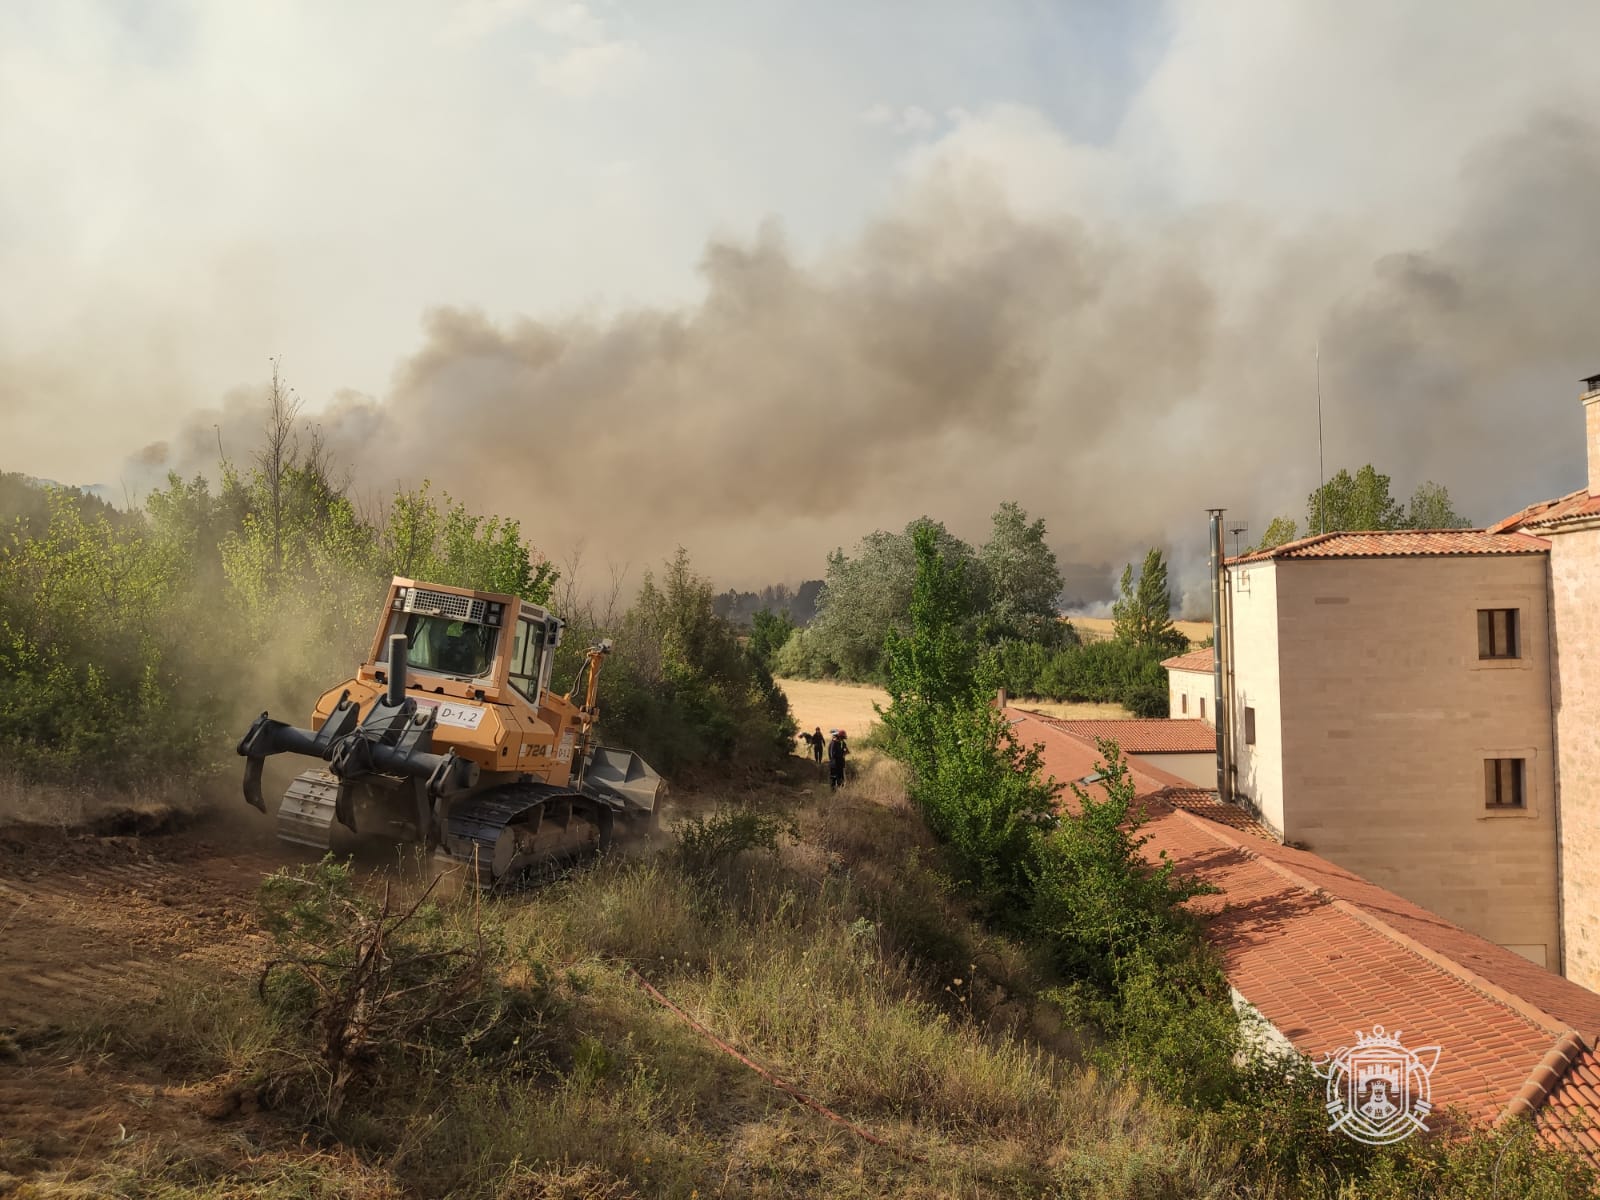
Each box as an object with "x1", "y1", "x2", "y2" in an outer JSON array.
[
  {"x1": 387, "y1": 634, "x2": 408, "y2": 707},
  {"x1": 1207, "y1": 510, "x2": 1228, "y2": 799}
]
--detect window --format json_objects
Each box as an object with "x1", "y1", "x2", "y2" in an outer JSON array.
[
  {"x1": 508, "y1": 618, "x2": 543, "y2": 699},
  {"x1": 1478, "y1": 609, "x2": 1519, "y2": 659},
  {"x1": 1244, "y1": 707, "x2": 1257, "y2": 745},
  {"x1": 400, "y1": 614, "x2": 497, "y2": 678},
  {"x1": 1485, "y1": 758, "x2": 1525, "y2": 809},
  {"x1": 1181, "y1": 694, "x2": 1188, "y2": 714},
  {"x1": 1199, "y1": 697, "x2": 1206, "y2": 721}
]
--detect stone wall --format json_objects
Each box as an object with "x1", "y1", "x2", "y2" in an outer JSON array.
[
  {"x1": 1271, "y1": 554, "x2": 1559, "y2": 965},
  {"x1": 1549, "y1": 526, "x2": 1600, "y2": 985}
]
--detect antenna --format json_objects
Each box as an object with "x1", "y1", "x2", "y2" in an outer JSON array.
[
  {"x1": 1228, "y1": 521, "x2": 1249, "y2": 559},
  {"x1": 1316, "y1": 342, "x2": 1326, "y2": 535}
]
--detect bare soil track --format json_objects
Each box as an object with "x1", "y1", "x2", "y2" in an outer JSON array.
[{"x1": 0, "y1": 810, "x2": 303, "y2": 1032}]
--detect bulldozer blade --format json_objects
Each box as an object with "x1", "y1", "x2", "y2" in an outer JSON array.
[{"x1": 243, "y1": 754, "x2": 268, "y2": 813}]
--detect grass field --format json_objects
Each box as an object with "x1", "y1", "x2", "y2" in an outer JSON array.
[
  {"x1": 777, "y1": 679, "x2": 1132, "y2": 736},
  {"x1": 1067, "y1": 616, "x2": 1212, "y2": 644}
]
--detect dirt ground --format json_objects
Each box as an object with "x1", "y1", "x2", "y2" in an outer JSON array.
[
  {"x1": 0, "y1": 808, "x2": 304, "y2": 1033},
  {"x1": 0, "y1": 789, "x2": 700, "y2": 1193},
  {"x1": 1068, "y1": 616, "x2": 1212, "y2": 644}
]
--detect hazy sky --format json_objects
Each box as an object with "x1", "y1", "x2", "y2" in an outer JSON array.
[{"x1": 5, "y1": 1, "x2": 1599, "y2": 605}]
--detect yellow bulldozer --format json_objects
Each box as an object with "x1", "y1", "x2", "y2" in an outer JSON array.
[{"x1": 237, "y1": 577, "x2": 662, "y2": 888}]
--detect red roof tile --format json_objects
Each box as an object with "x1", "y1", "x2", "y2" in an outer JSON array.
[
  {"x1": 1228, "y1": 529, "x2": 1549, "y2": 565},
  {"x1": 1490, "y1": 488, "x2": 1600, "y2": 533},
  {"x1": 1008, "y1": 711, "x2": 1196, "y2": 798},
  {"x1": 1155, "y1": 786, "x2": 1276, "y2": 840},
  {"x1": 1007, "y1": 706, "x2": 1600, "y2": 1162},
  {"x1": 1032, "y1": 715, "x2": 1217, "y2": 754},
  {"x1": 1161, "y1": 647, "x2": 1215, "y2": 673}
]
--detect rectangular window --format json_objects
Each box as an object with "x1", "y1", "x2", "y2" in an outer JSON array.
[
  {"x1": 1478, "y1": 609, "x2": 1519, "y2": 659},
  {"x1": 1199, "y1": 697, "x2": 1206, "y2": 721},
  {"x1": 1181, "y1": 694, "x2": 1188, "y2": 714},
  {"x1": 1244, "y1": 707, "x2": 1257, "y2": 745},
  {"x1": 1485, "y1": 758, "x2": 1525, "y2": 809},
  {"x1": 509, "y1": 618, "x2": 543, "y2": 699}
]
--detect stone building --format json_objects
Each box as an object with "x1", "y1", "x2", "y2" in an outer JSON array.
[{"x1": 1185, "y1": 374, "x2": 1600, "y2": 985}]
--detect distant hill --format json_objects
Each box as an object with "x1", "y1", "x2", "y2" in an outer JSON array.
[{"x1": 0, "y1": 472, "x2": 128, "y2": 537}]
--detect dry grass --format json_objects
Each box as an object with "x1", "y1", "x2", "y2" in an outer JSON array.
[
  {"x1": 1068, "y1": 616, "x2": 1212, "y2": 644},
  {"x1": 29, "y1": 753, "x2": 1591, "y2": 1199},
  {"x1": 1009, "y1": 699, "x2": 1133, "y2": 720},
  {"x1": 34, "y1": 754, "x2": 1236, "y2": 1200},
  {"x1": 776, "y1": 677, "x2": 890, "y2": 739},
  {"x1": 779, "y1": 675, "x2": 1135, "y2": 724}
]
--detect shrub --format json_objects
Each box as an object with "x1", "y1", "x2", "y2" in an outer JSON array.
[
  {"x1": 673, "y1": 807, "x2": 795, "y2": 878},
  {"x1": 256, "y1": 858, "x2": 556, "y2": 1119}
]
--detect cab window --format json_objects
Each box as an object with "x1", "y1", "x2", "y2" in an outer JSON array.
[{"x1": 509, "y1": 618, "x2": 543, "y2": 699}]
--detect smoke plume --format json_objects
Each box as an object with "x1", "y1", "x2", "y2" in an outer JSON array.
[
  {"x1": 130, "y1": 108, "x2": 1600, "y2": 609},
  {"x1": 5, "y1": 3, "x2": 1598, "y2": 609}
]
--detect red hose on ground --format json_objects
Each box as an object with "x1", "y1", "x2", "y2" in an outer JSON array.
[{"x1": 626, "y1": 966, "x2": 926, "y2": 1165}]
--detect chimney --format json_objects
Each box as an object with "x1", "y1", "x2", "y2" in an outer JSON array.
[{"x1": 1585, "y1": 373, "x2": 1600, "y2": 497}]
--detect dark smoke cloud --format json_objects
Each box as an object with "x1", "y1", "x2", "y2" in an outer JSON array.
[{"x1": 130, "y1": 112, "x2": 1600, "y2": 611}]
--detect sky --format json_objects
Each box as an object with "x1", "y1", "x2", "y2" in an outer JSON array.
[{"x1": 4, "y1": 1, "x2": 1600, "y2": 608}]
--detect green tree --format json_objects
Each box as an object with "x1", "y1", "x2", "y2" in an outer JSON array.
[
  {"x1": 746, "y1": 607, "x2": 796, "y2": 669},
  {"x1": 1404, "y1": 480, "x2": 1471, "y2": 529},
  {"x1": 807, "y1": 517, "x2": 980, "y2": 680},
  {"x1": 880, "y1": 525, "x2": 1058, "y2": 913},
  {"x1": 381, "y1": 481, "x2": 556, "y2": 602},
  {"x1": 978, "y1": 501, "x2": 1064, "y2": 642},
  {"x1": 600, "y1": 549, "x2": 795, "y2": 772},
  {"x1": 1111, "y1": 548, "x2": 1184, "y2": 654},
  {"x1": 1305, "y1": 465, "x2": 1404, "y2": 535},
  {"x1": 1250, "y1": 515, "x2": 1299, "y2": 553}
]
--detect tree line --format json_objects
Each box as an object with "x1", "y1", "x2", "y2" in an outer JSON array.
[
  {"x1": 758, "y1": 502, "x2": 1193, "y2": 717},
  {"x1": 1252, "y1": 464, "x2": 1469, "y2": 552}
]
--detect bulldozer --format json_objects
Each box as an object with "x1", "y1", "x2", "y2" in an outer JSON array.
[{"x1": 236, "y1": 577, "x2": 662, "y2": 888}]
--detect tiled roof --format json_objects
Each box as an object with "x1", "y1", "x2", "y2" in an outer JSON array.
[
  {"x1": 1033, "y1": 715, "x2": 1217, "y2": 754},
  {"x1": 1008, "y1": 711, "x2": 1197, "y2": 798},
  {"x1": 1490, "y1": 488, "x2": 1600, "y2": 533},
  {"x1": 1007, "y1": 707, "x2": 1600, "y2": 1162},
  {"x1": 1227, "y1": 529, "x2": 1549, "y2": 565},
  {"x1": 1541, "y1": 1045, "x2": 1600, "y2": 1157},
  {"x1": 1154, "y1": 786, "x2": 1276, "y2": 840},
  {"x1": 1161, "y1": 647, "x2": 1215, "y2": 673}
]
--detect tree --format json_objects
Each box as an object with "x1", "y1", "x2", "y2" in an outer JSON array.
[
  {"x1": 979, "y1": 501, "x2": 1064, "y2": 642},
  {"x1": 1112, "y1": 549, "x2": 1184, "y2": 654},
  {"x1": 1250, "y1": 515, "x2": 1299, "y2": 553},
  {"x1": 806, "y1": 517, "x2": 981, "y2": 679},
  {"x1": 880, "y1": 525, "x2": 1058, "y2": 912},
  {"x1": 1304, "y1": 465, "x2": 1404, "y2": 535},
  {"x1": 1404, "y1": 481, "x2": 1470, "y2": 530},
  {"x1": 381, "y1": 481, "x2": 556, "y2": 603},
  {"x1": 747, "y1": 608, "x2": 796, "y2": 669}
]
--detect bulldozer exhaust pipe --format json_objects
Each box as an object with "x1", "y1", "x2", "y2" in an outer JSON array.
[{"x1": 387, "y1": 633, "x2": 407, "y2": 706}]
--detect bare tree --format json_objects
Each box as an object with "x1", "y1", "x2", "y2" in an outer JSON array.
[{"x1": 256, "y1": 358, "x2": 303, "y2": 590}]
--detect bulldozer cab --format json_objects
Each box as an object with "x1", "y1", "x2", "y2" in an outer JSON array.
[{"x1": 364, "y1": 581, "x2": 560, "y2": 705}]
